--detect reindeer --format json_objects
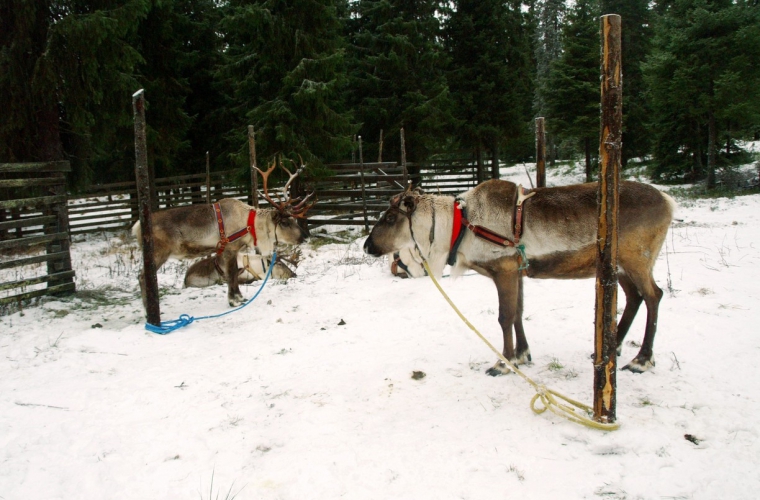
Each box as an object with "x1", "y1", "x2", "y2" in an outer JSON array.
[
  {"x1": 132, "y1": 159, "x2": 313, "y2": 308},
  {"x1": 184, "y1": 249, "x2": 300, "y2": 288},
  {"x1": 364, "y1": 180, "x2": 675, "y2": 374}
]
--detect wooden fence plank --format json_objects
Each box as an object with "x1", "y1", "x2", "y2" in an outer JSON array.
[
  {"x1": 0, "y1": 251, "x2": 71, "y2": 271},
  {"x1": 0, "y1": 161, "x2": 71, "y2": 173},
  {"x1": 0, "y1": 282, "x2": 77, "y2": 306},
  {"x1": 0, "y1": 232, "x2": 69, "y2": 251}
]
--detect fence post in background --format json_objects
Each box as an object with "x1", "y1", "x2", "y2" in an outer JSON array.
[
  {"x1": 132, "y1": 89, "x2": 161, "y2": 326},
  {"x1": 535, "y1": 117, "x2": 546, "y2": 188},
  {"x1": 400, "y1": 128, "x2": 408, "y2": 186},
  {"x1": 593, "y1": 14, "x2": 622, "y2": 425},
  {"x1": 248, "y1": 125, "x2": 259, "y2": 209},
  {"x1": 358, "y1": 136, "x2": 369, "y2": 233},
  {"x1": 378, "y1": 129, "x2": 384, "y2": 163},
  {"x1": 205, "y1": 151, "x2": 211, "y2": 204}
]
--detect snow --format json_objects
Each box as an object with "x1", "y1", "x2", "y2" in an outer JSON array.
[{"x1": 2, "y1": 162, "x2": 760, "y2": 500}]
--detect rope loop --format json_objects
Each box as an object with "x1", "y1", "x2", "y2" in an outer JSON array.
[{"x1": 144, "y1": 250, "x2": 277, "y2": 335}]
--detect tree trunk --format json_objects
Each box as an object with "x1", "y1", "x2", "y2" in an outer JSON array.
[
  {"x1": 707, "y1": 110, "x2": 717, "y2": 190},
  {"x1": 476, "y1": 144, "x2": 484, "y2": 184},
  {"x1": 490, "y1": 137, "x2": 499, "y2": 179}
]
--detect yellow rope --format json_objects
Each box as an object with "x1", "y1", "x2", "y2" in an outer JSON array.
[{"x1": 422, "y1": 261, "x2": 620, "y2": 431}]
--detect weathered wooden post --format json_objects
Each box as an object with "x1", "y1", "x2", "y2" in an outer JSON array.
[
  {"x1": 400, "y1": 128, "x2": 408, "y2": 186},
  {"x1": 248, "y1": 125, "x2": 259, "y2": 209},
  {"x1": 535, "y1": 117, "x2": 546, "y2": 188},
  {"x1": 593, "y1": 14, "x2": 622, "y2": 424},
  {"x1": 205, "y1": 151, "x2": 211, "y2": 204},
  {"x1": 133, "y1": 89, "x2": 161, "y2": 326},
  {"x1": 358, "y1": 136, "x2": 369, "y2": 232},
  {"x1": 378, "y1": 129, "x2": 384, "y2": 163}
]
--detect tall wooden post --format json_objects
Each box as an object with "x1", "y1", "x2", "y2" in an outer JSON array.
[
  {"x1": 594, "y1": 14, "x2": 622, "y2": 424},
  {"x1": 358, "y1": 136, "x2": 369, "y2": 232},
  {"x1": 248, "y1": 125, "x2": 259, "y2": 209},
  {"x1": 378, "y1": 129, "x2": 384, "y2": 163},
  {"x1": 133, "y1": 89, "x2": 161, "y2": 326},
  {"x1": 205, "y1": 151, "x2": 211, "y2": 204},
  {"x1": 535, "y1": 117, "x2": 546, "y2": 188}
]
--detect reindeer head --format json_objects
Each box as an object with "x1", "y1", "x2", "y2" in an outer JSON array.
[
  {"x1": 256, "y1": 157, "x2": 315, "y2": 246},
  {"x1": 363, "y1": 183, "x2": 424, "y2": 257}
]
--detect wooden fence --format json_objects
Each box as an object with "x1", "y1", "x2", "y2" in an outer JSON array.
[
  {"x1": 58, "y1": 156, "x2": 479, "y2": 235},
  {"x1": 0, "y1": 162, "x2": 75, "y2": 311}
]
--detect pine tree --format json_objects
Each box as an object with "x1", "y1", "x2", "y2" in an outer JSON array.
[
  {"x1": 545, "y1": 0, "x2": 600, "y2": 182},
  {"x1": 346, "y1": 0, "x2": 453, "y2": 163},
  {"x1": 445, "y1": 0, "x2": 534, "y2": 177},
  {"x1": 645, "y1": 0, "x2": 760, "y2": 186},
  {"x1": 218, "y1": 0, "x2": 355, "y2": 170}
]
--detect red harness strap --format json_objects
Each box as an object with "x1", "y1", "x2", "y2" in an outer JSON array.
[{"x1": 213, "y1": 203, "x2": 257, "y2": 255}]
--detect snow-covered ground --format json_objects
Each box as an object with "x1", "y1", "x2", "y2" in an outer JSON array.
[{"x1": 2, "y1": 161, "x2": 760, "y2": 499}]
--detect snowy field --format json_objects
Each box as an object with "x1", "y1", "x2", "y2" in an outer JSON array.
[{"x1": 2, "y1": 161, "x2": 760, "y2": 499}]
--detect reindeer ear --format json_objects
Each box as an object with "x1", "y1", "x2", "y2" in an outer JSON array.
[{"x1": 402, "y1": 194, "x2": 417, "y2": 211}]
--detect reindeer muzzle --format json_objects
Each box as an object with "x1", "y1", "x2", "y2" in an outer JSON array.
[{"x1": 363, "y1": 236, "x2": 383, "y2": 257}]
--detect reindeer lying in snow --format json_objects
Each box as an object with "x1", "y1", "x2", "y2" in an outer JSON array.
[
  {"x1": 184, "y1": 249, "x2": 300, "y2": 287},
  {"x1": 364, "y1": 180, "x2": 675, "y2": 374},
  {"x1": 132, "y1": 159, "x2": 313, "y2": 308}
]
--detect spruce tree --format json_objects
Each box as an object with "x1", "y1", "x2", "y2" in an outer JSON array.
[
  {"x1": 600, "y1": 0, "x2": 652, "y2": 166},
  {"x1": 0, "y1": 0, "x2": 150, "y2": 186},
  {"x1": 545, "y1": 0, "x2": 600, "y2": 182},
  {"x1": 218, "y1": 0, "x2": 355, "y2": 170},
  {"x1": 445, "y1": 0, "x2": 534, "y2": 177},
  {"x1": 533, "y1": 0, "x2": 565, "y2": 166},
  {"x1": 645, "y1": 0, "x2": 760, "y2": 186},
  {"x1": 346, "y1": 0, "x2": 453, "y2": 164}
]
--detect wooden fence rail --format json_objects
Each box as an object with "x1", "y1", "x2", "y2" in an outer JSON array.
[{"x1": 0, "y1": 162, "x2": 75, "y2": 312}]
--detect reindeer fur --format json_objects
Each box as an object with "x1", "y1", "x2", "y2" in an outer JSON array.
[
  {"x1": 364, "y1": 180, "x2": 675, "y2": 374},
  {"x1": 132, "y1": 198, "x2": 308, "y2": 308}
]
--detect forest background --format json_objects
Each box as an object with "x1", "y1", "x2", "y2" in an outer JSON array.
[{"x1": 2, "y1": 0, "x2": 759, "y2": 191}]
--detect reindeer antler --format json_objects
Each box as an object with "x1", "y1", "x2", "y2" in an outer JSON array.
[{"x1": 255, "y1": 155, "x2": 316, "y2": 218}]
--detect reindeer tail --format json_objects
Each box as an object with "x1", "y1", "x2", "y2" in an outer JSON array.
[{"x1": 131, "y1": 221, "x2": 142, "y2": 244}]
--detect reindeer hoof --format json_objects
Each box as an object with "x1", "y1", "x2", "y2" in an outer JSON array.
[
  {"x1": 229, "y1": 295, "x2": 246, "y2": 307},
  {"x1": 485, "y1": 361, "x2": 513, "y2": 377},
  {"x1": 622, "y1": 358, "x2": 654, "y2": 373},
  {"x1": 515, "y1": 349, "x2": 532, "y2": 365}
]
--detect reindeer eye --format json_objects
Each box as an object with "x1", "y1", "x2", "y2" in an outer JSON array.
[{"x1": 386, "y1": 214, "x2": 396, "y2": 224}]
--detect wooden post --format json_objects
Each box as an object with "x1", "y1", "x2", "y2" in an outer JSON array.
[
  {"x1": 400, "y1": 128, "x2": 408, "y2": 185},
  {"x1": 377, "y1": 129, "x2": 384, "y2": 163},
  {"x1": 205, "y1": 151, "x2": 211, "y2": 204},
  {"x1": 593, "y1": 14, "x2": 622, "y2": 424},
  {"x1": 358, "y1": 136, "x2": 369, "y2": 232},
  {"x1": 133, "y1": 89, "x2": 161, "y2": 326},
  {"x1": 248, "y1": 125, "x2": 259, "y2": 208},
  {"x1": 535, "y1": 117, "x2": 546, "y2": 188}
]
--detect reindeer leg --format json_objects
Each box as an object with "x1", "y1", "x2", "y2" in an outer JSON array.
[
  {"x1": 513, "y1": 274, "x2": 532, "y2": 365},
  {"x1": 486, "y1": 268, "x2": 521, "y2": 376},
  {"x1": 616, "y1": 273, "x2": 644, "y2": 356},
  {"x1": 222, "y1": 250, "x2": 245, "y2": 307},
  {"x1": 622, "y1": 273, "x2": 663, "y2": 373}
]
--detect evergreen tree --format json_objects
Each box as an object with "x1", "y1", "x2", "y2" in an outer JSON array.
[
  {"x1": 533, "y1": 0, "x2": 565, "y2": 166},
  {"x1": 546, "y1": 0, "x2": 600, "y2": 182},
  {"x1": 346, "y1": 0, "x2": 453, "y2": 164},
  {"x1": 645, "y1": 0, "x2": 760, "y2": 186},
  {"x1": 218, "y1": 0, "x2": 355, "y2": 171},
  {"x1": 0, "y1": 0, "x2": 150, "y2": 186},
  {"x1": 445, "y1": 0, "x2": 534, "y2": 177},
  {"x1": 600, "y1": 0, "x2": 652, "y2": 166}
]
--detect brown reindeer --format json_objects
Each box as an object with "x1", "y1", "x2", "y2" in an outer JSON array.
[
  {"x1": 364, "y1": 180, "x2": 675, "y2": 374},
  {"x1": 184, "y1": 249, "x2": 300, "y2": 288},
  {"x1": 132, "y1": 159, "x2": 313, "y2": 308}
]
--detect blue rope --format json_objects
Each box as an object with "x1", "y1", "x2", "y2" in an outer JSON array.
[{"x1": 145, "y1": 250, "x2": 277, "y2": 335}]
